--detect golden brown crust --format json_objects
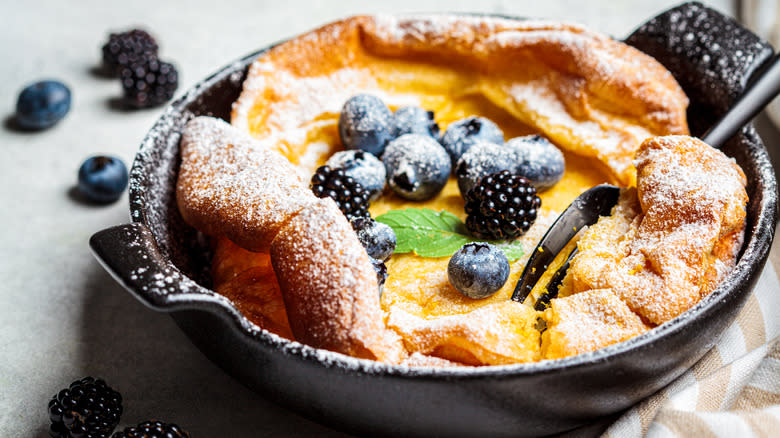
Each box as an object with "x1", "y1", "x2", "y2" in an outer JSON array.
[
  {"x1": 231, "y1": 15, "x2": 689, "y2": 184},
  {"x1": 561, "y1": 136, "x2": 748, "y2": 325},
  {"x1": 270, "y1": 198, "x2": 406, "y2": 363},
  {"x1": 542, "y1": 289, "x2": 650, "y2": 359},
  {"x1": 176, "y1": 117, "x2": 316, "y2": 252},
  {"x1": 386, "y1": 301, "x2": 541, "y2": 365}
]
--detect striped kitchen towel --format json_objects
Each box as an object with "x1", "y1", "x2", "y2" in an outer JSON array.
[{"x1": 601, "y1": 263, "x2": 780, "y2": 438}]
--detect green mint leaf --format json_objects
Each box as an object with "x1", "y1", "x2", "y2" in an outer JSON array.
[{"x1": 375, "y1": 208, "x2": 525, "y2": 261}]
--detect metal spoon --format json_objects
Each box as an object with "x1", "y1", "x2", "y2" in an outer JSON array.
[{"x1": 511, "y1": 53, "x2": 780, "y2": 306}]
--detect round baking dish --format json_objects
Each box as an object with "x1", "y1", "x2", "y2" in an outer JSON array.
[{"x1": 91, "y1": 3, "x2": 778, "y2": 437}]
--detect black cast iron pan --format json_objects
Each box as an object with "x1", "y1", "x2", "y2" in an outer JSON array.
[{"x1": 90, "y1": 3, "x2": 778, "y2": 437}]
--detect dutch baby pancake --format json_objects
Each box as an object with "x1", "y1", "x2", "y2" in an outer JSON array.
[{"x1": 175, "y1": 15, "x2": 747, "y2": 366}]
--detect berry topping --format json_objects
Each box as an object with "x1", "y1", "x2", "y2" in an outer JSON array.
[
  {"x1": 464, "y1": 170, "x2": 541, "y2": 240},
  {"x1": 350, "y1": 217, "x2": 397, "y2": 261},
  {"x1": 506, "y1": 135, "x2": 565, "y2": 191},
  {"x1": 48, "y1": 376, "x2": 122, "y2": 438},
  {"x1": 78, "y1": 156, "x2": 129, "y2": 204},
  {"x1": 370, "y1": 257, "x2": 388, "y2": 296},
  {"x1": 455, "y1": 141, "x2": 518, "y2": 197},
  {"x1": 325, "y1": 150, "x2": 386, "y2": 201},
  {"x1": 393, "y1": 106, "x2": 440, "y2": 138},
  {"x1": 101, "y1": 29, "x2": 159, "y2": 76},
  {"x1": 119, "y1": 58, "x2": 178, "y2": 109},
  {"x1": 111, "y1": 420, "x2": 190, "y2": 438},
  {"x1": 338, "y1": 94, "x2": 395, "y2": 156},
  {"x1": 382, "y1": 134, "x2": 451, "y2": 201},
  {"x1": 15, "y1": 80, "x2": 71, "y2": 130},
  {"x1": 311, "y1": 165, "x2": 371, "y2": 220},
  {"x1": 440, "y1": 116, "x2": 504, "y2": 167},
  {"x1": 447, "y1": 242, "x2": 510, "y2": 299}
]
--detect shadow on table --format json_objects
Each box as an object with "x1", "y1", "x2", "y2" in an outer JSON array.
[{"x1": 76, "y1": 261, "x2": 353, "y2": 437}]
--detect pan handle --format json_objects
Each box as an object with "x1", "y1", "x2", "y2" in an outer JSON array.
[
  {"x1": 625, "y1": 1, "x2": 776, "y2": 136},
  {"x1": 90, "y1": 223, "x2": 226, "y2": 313}
]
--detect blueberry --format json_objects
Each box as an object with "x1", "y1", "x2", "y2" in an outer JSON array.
[
  {"x1": 440, "y1": 117, "x2": 504, "y2": 167},
  {"x1": 506, "y1": 135, "x2": 565, "y2": 191},
  {"x1": 77, "y1": 156, "x2": 129, "y2": 203},
  {"x1": 15, "y1": 80, "x2": 71, "y2": 130},
  {"x1": 393, "y1": 106, "x2": 440, "y2": 138},
  {"x1": 326, "y1": 150, "x2": 386, "y2": 201},
  {"x1": 455, "y1": 141, "x2": 518, "y2": 197},
  {"x1": 338, "y1": 94, "x2": 395, "y2": 156},
  {"x1": 382, "y1": 134, "x2": 451, "y2": 201},
  {"x1": 447, "y1": 242, "x2": 510, "y2": 299},
  {"x1": 351, "y1": 217, "x2": 397, "y2": 261}
]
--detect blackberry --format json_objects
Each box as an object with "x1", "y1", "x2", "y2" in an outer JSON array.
[
  {"x1": 464, "y1": 170, "x2": 541, "y2": 240},
  {"x1": 111, "y1": 420, "x2": 190, "y2": 438},
  {"x1": 311, "y1": 165, "x2": 370, "y2": 220},
  {"x1": 48, "y1": 377, "x2": 122, "y2": 438},
  {"x1": 119, "y1": 58, "x2": 178, "y2": 109},
  {"x1": 101, "y1": 29, "x2": 159, "y2": 76}
]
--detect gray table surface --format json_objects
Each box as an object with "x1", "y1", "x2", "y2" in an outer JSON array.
[{"x1": 4, "y1": 0, "x2": 777, "y2": 436}]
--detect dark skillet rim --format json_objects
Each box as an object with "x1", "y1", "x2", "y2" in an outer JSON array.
[{"x1": 127, "y1": 13, "x2": 778, "y2": 379}]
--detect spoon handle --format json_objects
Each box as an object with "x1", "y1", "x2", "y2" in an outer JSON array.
[{"x1": 702, "y1": 53, "x2": 780, "y2": 148}]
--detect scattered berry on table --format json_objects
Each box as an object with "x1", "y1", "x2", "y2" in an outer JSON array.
[
  {"x1": 119, "y1": 58, "x2": 178, "y2": 109},
  {"x1": 101, "y1": 29, "x2": 159, "y2": 76},
  {"x1": 382, "y1": 134, "x2": 451, "y2": 201},
  {"x1": 325, "y1": 150, "x2": 386, "y2": 201},
  {"x1": 78, "y1": 156, "x2": 129, "y2": 204},
  {"x1": 371, "y1": 257, "x2": 388, "y2": 296},
  {"x1": 48, "y1": 376, "x2": 122, "y2": 438},
  {"x1": 393, "y1": 106, "x2": 440, "y2": 138},
  {"x1": 350, "y1": 217, "x2": 397, "y2": 261},
  {"x1": 311, "y1": 165, "x2": 371, "y2": 220},
  {"x1": 464, "y1": 170, "x2": 541, "y2": 240},
  {"x1": 338, "y1": 94, "x2": 395, "y2": 156},
  {"x1": 15, "y1": 80, "x2": 71, "y2": 130},
  {"x1": 506, "y1": 135, "x2": 565, "y2": 191},
  {"x1": 448, "y1": 242, "x2": 510, "y2": 299},
  {"x1": 440, "y1": 116, "x2": 504, "y2": 167},
  {"x1": 455, "y1": 141, "x2": 518, "y2": 197},
  {"x1": 111, "y1": 420, "x2": 190, "y2": 438}
]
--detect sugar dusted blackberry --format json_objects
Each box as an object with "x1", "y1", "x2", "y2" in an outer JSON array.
[
  {"x1": 120, "y1": 58, "x2": 178, "y2": 109},
  {"x1": 311, "y1": 165, "x2": 370, "y2": 220},
  {"x1": 111, "y1": 420, "x2": 190, "y2": 438},
  {"x1": 101, "y1": 29, "x2": 159, "y2": 76},
  {"x1": 48, "y1": 376, "x2": 122, "y2": 438},
  {"x1": 464, "y1": 170, "x2": 541, "y2": 240}
]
